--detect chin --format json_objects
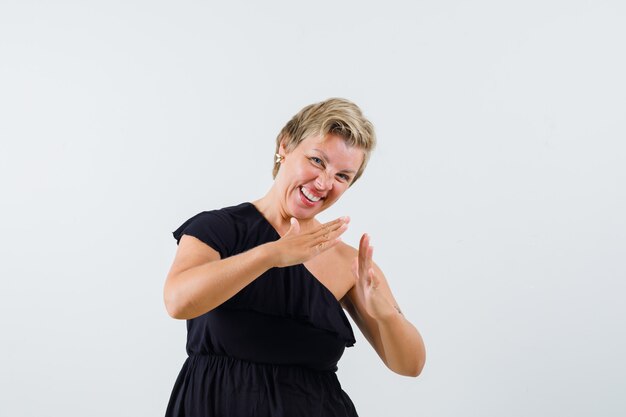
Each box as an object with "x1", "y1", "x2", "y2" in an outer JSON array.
[
  {"x1": 289, "y1": 206, "x2": 319, "y2": 220},
  {"x1": 288, "y1": 200, "x2": 324, "y2": 219}
]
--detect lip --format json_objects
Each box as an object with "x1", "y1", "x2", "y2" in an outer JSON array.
[{"x1": 298, "y1": 186, "x2": 322, "y2": 207}]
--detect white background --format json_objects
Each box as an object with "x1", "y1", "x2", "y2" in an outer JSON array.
[{"x1": 1, "y1": 1, "x2": 625, "y2": 416}]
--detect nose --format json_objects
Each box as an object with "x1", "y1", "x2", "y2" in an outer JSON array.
[{"x1": 315, "y1": 171, "x2": 333, "y2": 191}]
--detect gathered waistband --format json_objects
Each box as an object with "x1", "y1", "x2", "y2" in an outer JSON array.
[
  {"x1": 186, "y1": 352, "x2": 339, "y2": 374},
  {"x1": 166, "y1": 352, "x2": 356, "y2": 417}
]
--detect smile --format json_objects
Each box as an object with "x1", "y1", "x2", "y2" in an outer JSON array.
[{"x1": 300, "y1": 186, "x2": 323, "y2": 202}]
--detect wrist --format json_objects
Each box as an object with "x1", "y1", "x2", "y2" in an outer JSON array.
[{"x1": 255, "y1": 242, "x2": 279, "y2": 269}]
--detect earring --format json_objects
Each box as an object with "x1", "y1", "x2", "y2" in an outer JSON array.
[{"x1": 275, "y1": 153, "x2": 284, "y2": 164}]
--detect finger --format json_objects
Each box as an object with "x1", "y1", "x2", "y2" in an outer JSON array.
[
  {"x1": 322, "y1": 216, "x2": 350, "y2": 228},
  {"x1": 358, "y1": 234, "x2": 370, "y2": 275},
  {"x1": 364, "y1": 245, "x2": 375, "y2": 285},
  {"x1": 315, "y1": 235, "x2": 344, "y2": 253},
  {"x1": 366, "y1": 244, "x2": 374, "y2": 271},
  {"x1": 358, "y1": 234, "x2": 369, "y2": 262},
  {"x1": 314, "y1": 220, "x2": 346, "y2": 241},
  {"x1": 312, "y1": 222, "x2": 348, "y2": 247},
  {"x1": 285, "y1": 217, "x2": 300, "y2": 236},
  {"x1": 314, "y1": 216, "x2": 350, "y2": 237},
  {"x1": 360, "y1": 242, "x2": 374, "y2": 285}
]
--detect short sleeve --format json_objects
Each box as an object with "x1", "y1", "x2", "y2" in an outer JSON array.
[{"x1": 172, "y1": 210, "x2": 237, "y2": 258}]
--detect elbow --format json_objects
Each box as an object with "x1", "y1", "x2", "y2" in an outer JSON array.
[
  {"x1": 164, "y1": 284, "x2": 192, "y2": 320},
  {"x1": 165, "y1": 303, "x2": 186, "y2": 320},
  {"x1": 410, "y1": 346, "x2": 427, "y2": 377},
  {"x1": 164, "y1": 281, "x2": 213, "y2": 320},
  {"x1": 390, "y1": 350, "x2": 426, "y2": 378},
  {"x1": 395, "y1": 361, "x2": 424, "y2": 378},
  {"x1": 409, "y1": 357, "x2": 426, "y2": 377},
  {"x1": 411, "y1": 349, "x2": 427, "y2": 377},
  {"x1": 164, "y1": 295, "x2": 186, "y2": 320},
  {"x1": 406, "y1": 337, "x2": 427, "y2": 377},
  {"x1": 399, "y1": 359, "x2": 425, "y2": 378}
]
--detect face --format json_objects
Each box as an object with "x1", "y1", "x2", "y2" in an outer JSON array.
[{"x1": 275, "y1": 134, "x2": 364, "y2": 220}]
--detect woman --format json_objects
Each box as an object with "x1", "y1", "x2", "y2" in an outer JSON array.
[{"x1": 164, "y1": 98, "x2": 426, "y2": 416}]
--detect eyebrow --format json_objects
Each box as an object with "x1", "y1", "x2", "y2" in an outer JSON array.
[{"x1": 312, "y1": 148, "x2": 357, "y2": 174}]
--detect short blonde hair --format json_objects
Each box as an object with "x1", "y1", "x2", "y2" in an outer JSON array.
[{"x1": 273, "y1": 98, "x2": 376, "y2": 185}]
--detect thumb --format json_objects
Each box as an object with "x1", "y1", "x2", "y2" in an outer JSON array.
[
  {"x1": 368, "y1": 267, "x2": 379, "y2": 289},
  {"x1": 285, "y1": 217, "x2": 300, "y2": 236}
]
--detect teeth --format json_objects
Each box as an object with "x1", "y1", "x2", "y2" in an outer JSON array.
[{"x1": 301, "y1": 187, "x2": 321, "y2": 202}]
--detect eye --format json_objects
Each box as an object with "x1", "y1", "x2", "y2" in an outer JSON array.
[
  {"x1": 310, "y1": 157, "x2": 323, "y2": 165},
  {"x1": 337, "y1": 173, "x2": 351, "y2": 182}
]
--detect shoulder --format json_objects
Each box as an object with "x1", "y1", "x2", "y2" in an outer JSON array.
[
  {"x1": 174, "y1": 202, "x2": 252, "y2": 234},
  {"x1": 172, "y1": 202, "x2": 254, "y2": 257},
  {"x1": 201, "y1": 202, "x2": 255, "y2": 224},
  {"x1": 220, "y1": 201, "x2": 257, "y2": 217},
  {"x1": 333, "y1": 240, "x2": 359, "y2": 261},
  {"x1": 327, "y1": 241, "x2": 360, "y2": 294}
]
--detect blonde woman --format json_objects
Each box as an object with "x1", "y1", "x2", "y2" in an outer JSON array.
[{"x1": 164, "y1": 98, "x2": 425, "y2": 416}]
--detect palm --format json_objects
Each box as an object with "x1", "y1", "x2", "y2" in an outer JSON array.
[{"x1": 352, "y1": 234, "x2": 396, "y2": 320}]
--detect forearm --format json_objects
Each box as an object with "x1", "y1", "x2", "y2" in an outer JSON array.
[
  {"x1": 164, "y1": 244, "x2": 274, "y2": 319},
  {"x1": 378, "y1": 311, "x2": 426, "y2": 377}
]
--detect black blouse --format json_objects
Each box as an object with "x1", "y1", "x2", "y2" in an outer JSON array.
[{"x1": 165, "y1": 202, "x2": 358, "y2": 417}]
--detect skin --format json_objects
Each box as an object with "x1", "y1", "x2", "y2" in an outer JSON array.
[{"x1": 164, "y1": 133, "x2": 426, "y2": 377}]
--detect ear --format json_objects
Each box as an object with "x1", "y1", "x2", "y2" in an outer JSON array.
[{"x1": 278, "y1": 140, "x2": 287, "y2": 156}]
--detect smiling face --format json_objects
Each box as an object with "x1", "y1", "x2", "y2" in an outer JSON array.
[{"x1": 274, "y1": 133, "x2": 364, "y2": 220}]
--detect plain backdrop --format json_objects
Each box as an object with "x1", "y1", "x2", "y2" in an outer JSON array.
[{"x1": 1, "y1": 1, "x2": 625, "y2": 416}]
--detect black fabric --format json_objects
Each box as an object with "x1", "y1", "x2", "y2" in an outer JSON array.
[{"x1": 166, "y1": 202, "x2": 358, "y2": 417}]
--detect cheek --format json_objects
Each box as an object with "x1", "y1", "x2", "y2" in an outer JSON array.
[
  {"x1": 330, "y1": 183, "x2": 349, "y2": 199},
  {"x1": 292, "y1": 163, "x2": 317, "y2": 180},
  {"x1": 278, "y1": 166, "x2": 309, "y2": 192}
]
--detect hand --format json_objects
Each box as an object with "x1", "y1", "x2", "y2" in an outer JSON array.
[
  {"x1": 268, "y1": 216, "x2": 349, "y2": 268},
  {"x1": 352, "y1": 233, "x2": 398, "y2": 321}
]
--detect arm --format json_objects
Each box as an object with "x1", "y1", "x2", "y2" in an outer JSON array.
[
  {"x1": 164, "y1": 236, "x2": 274, "y2": 319},
  {"x1": 343, "y1": 234, "x2": 426, "y2": 377},
  {"x1": 164, "y1": 217, "x2": 349, "y2": 320}
]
